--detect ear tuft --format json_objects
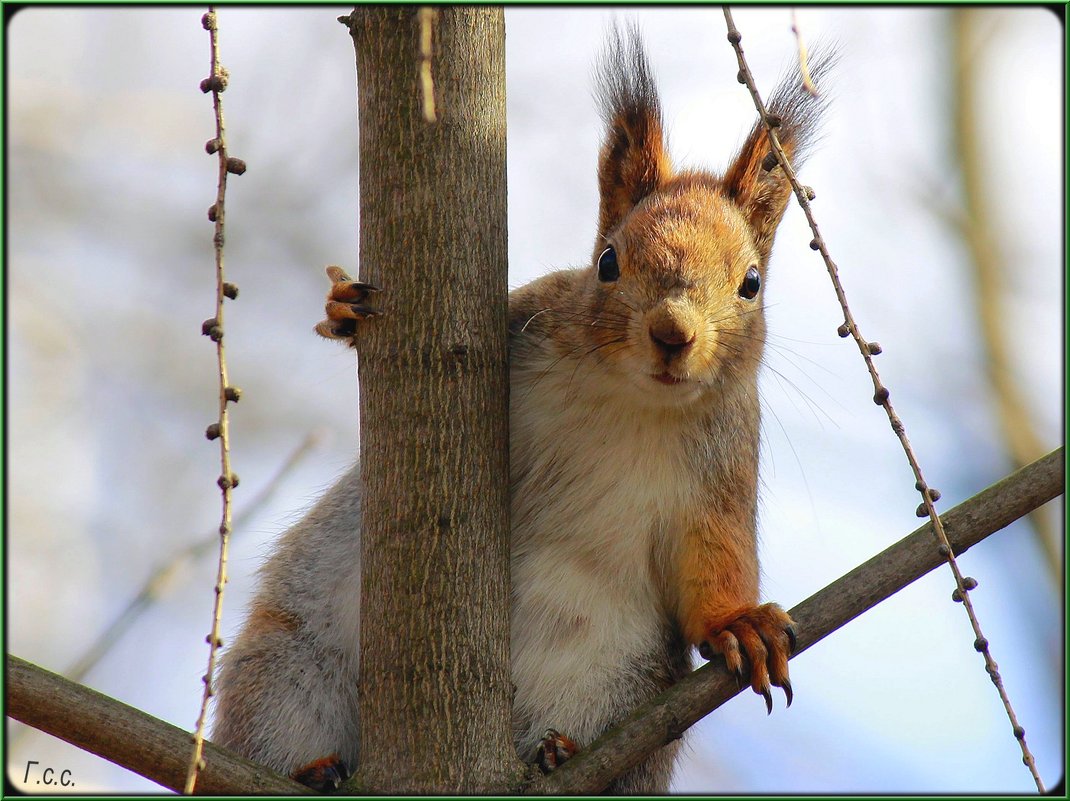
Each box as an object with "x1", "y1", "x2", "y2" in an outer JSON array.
[
  {"x1": 594, "y1": 23, "x2": 672, "y2": 246},
  {"x1": 723, "y1": 44, "x2": 836, "y2": 261}
]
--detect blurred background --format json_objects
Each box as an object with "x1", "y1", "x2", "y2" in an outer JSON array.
[{"x1": 5, "y1": 6, "x2": 1063, "y2": 793}]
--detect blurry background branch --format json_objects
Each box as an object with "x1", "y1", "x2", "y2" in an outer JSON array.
[
  {"x1": 64, "y1": 430, "x2": 323, "y2": 686},
  {"x1": 8, "y1": 430, "x2": 325, "y2": 760},
  {"x1": 950, "y1": 9, "x2": 1060, "y2": 587},
  {"x1": 10, "y1": 448, "x2": 1062, "y2": 795}
]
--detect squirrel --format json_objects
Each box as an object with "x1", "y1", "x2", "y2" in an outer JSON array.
[{"x1": 212, "y1": 25, "x2": 829, "y2": 794}]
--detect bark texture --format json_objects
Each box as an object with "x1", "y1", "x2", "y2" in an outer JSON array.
[{"x1": 343, "y1": 7, "x2": 515, "y2": 792}]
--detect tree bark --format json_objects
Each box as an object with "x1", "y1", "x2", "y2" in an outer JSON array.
[{"x1": 341, "y1": 7, "x2": 516, "y2": 792}]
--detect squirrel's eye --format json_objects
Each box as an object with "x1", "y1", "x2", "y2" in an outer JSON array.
[
  {"x1": 739, "y1": 266, "x2": 761, "y2": 300},
  {"x1": 597, "y1": 246, "x2": 620, "y2": 282}
]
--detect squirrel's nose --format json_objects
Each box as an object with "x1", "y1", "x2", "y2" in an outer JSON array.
[{"x1": 649, "y1": 325, "x2": 696, "y2": 358}]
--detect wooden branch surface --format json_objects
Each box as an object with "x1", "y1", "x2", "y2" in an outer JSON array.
[
  {"x1": 533, "y1": 446, "x2": 1064, "y2": 794},
  {"x1": 7, "y1": 449, "x2": 1061, "y2": 794},
  {"x1": 5, "y1": 655, "x2": 310, "y2": 795}
]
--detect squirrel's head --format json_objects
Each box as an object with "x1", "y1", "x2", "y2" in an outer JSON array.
[{"x1": 579, "y1": 24, "x2": 831, "y2": 407}]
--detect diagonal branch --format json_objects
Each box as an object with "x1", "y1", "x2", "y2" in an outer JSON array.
[
  {"x1": 6, "y1": 449, "x2": 1061, "y2": 794},
  {"x1": 950, "y1": 9, "x2": 1060, "y2": 586},
  {"x1": 5, "y1": 655, "x2": 311, "y2": 795},
  {"x1": 533, "y1": 446, "x2": 1063, "y2": 794},
  {"x1": 6, "y1": 432, "x2": 325, "y2": 758},
  {"x1": 720, "y1": 9, "x2": 1046, "y2": 789}
]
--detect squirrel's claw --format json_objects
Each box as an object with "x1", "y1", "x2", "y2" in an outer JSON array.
[
  {"x1": 760, "y1": 685, "x2": 773, "y2": 715},
  {"x1": 325, "y1": 265, "x2": 352, "y2": 283},
  {"x1": 325, "y1": 300, "x2": 382, "y2": 321},
  {"x1": 333, "y1": 281, "x2": 381, "y2": 301},
  {"x1": 699, "y1": 602, "x2": 795, "y2": 714},
  {"x1": 315, "y1": 319, "x2": 354, "y2": 340},
  {"x1": 533, "y1": 728, "x2": 579, "y2": 774},
  {"x1": 785, "y1": 624, "x2": 798, "y2": 655},
  {"x1": 324, "y1": 265, "x2": 380, "y2": 296},
  {"x1": 290, "y1": 754, "x2": 350, "y2": 793},
  {"x1": 316, "y1": 265, "x2": 383, "y2": 346}
]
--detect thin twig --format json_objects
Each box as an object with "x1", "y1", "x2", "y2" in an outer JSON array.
[
  {"x1": 9, "y1": 430, "x2": 321, "y2": 759},
  {"x1": 720, "y1": 7, "x2": 1045, "y2": 791},
  {"x1": 61, "y1": 430, "x2": 323, "y2": 686},
  {"x1": 418, "y1": 7, "x2": 438, "y2": 123},
  {"x1": 790, "y1": 9, "x2": 819, "y2": 96},
  {"x1": 187, "y1": 6, "x2": 245, "y2": 794}
]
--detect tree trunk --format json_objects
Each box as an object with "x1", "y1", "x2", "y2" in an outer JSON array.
[{"x1": 342, "y1": 7, "x2": 516, "y2": 792}]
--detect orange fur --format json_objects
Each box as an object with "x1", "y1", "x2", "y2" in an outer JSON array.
[
  {"x1": 290, "y1": 754, "x2": 349, "y2": 792},
  {"x1": 246, "y1": 602, "x2": 303, "y2": 636},
  {"x1": 597, "y1": 112, "x2": 672, "y2": 244},
  {"x1": 721, "y1": 126, "x2": 796, "y2": 263},
  {"x1": 594, "y1": 25, "x2": 673, "y2": 245},
  {"x1": 678, "y1": 511, "x2": 759, "y2": 649}
]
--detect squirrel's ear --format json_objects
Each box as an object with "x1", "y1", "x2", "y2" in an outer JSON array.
[
  {"x1": 595, "y1": 24, "x2": 672, "y2": 243},
  {"x1": 723, "y1": 49, "x2": 833, "y2": 262}
]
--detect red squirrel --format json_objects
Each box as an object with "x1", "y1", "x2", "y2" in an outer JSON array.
[{"x1": 212, "y1": 24, "x2": 829, "y2": 793}]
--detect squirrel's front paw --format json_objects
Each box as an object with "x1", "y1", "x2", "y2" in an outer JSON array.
[
  {"x1": 532, "y1": 728, "x2": 579, "y2": 774},
  {"x1": 698, "y1": 602, "x2": 796, "y2": 713},
  {"x1": 314, "y1": 265, "x2": 382, "y2": 346},
  {"x1": 290, "y1": 754, "x2": 350, "y2": 793}
]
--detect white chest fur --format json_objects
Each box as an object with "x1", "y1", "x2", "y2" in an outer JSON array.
[{"x1": 508, "y1": 361, "x2": 704, "y2": 747}]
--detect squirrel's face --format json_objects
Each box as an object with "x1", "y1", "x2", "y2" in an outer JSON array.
[
  {"x1": 582, "y1": 181, "x2": 766, "y2": 407},
  {"x1": 581, "y1": 25, "x2": 826, "y2": 408}
]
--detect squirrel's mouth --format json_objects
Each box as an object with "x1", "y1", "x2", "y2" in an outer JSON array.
[{"x1": 652, "y1": 371, "x2": 685, "y2": 385}]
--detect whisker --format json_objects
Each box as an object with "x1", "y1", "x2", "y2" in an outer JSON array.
[
  {"x1": 719, "y1": 329, "x2": 843, "y2": 422},
  {"x1": 756, "y1": 385, "x2": 818, "y2": 526},
  {"x1": 519, "y1": 307, "x2": 555, "y2": 333},
  {"x1": 565, "y1": 336, "x2": 628, "y2": 398}
]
